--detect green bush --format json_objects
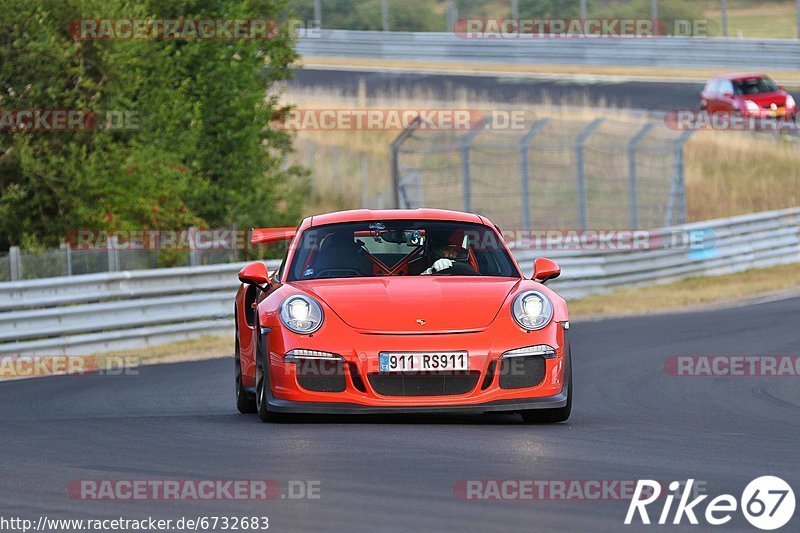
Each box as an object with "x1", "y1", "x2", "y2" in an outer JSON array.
[{"x1": 0, "y1": 0, "x2": 309, "y2": 250}]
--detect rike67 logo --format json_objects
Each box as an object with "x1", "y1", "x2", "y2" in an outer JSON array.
[{"x1": 625, "y1": 477, "x2": 795, "y2": 530}]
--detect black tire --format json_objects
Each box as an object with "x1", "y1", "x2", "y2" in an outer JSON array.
[
  {"x1": 255, "y1": 359, "x2": 278, "y2": 422},
  {"x1": 254, "y1": 331, "x2": 283, "y2": 423},
  {"x1": 520, "y1": 345, "x2": 572, "y2": 424},
  {"x1": 235, "y1": 334, "x2": 256, "y2": 414}
]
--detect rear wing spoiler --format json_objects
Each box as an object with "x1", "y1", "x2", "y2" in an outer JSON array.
[{"x1": 251, "y1": 227, "x2": 297, "y2": 245}]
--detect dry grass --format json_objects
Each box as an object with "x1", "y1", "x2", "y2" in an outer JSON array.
[
  {"x1": 569, "y1": 262, "x2": 800, "y2": 318},
  {"x1": 106, "y1": 335, "x2": 232, "y2": 365},
  {"x1": 685, "y1": 132, "x2": 800, "y2": 220},
  {"x1": 283, "y1": 87, "x2": 800, "y2": 221},
  {"x1": 704, "y1": 1, "x2": 797, "y2": 39}
]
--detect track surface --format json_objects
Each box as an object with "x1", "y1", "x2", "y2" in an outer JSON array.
[
  {"x1": 288, "y1": 68, "x2": 800, "y2": 112},
  {"x1": 1, "y1": 296, "x2": 798, "y2": 532}
]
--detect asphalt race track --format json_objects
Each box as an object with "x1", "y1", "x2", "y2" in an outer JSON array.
[
  {"x1": 1, "y1": 296, "x2": 798, "y2": 532},
  {"x1": 288, "y1": 68, "x2": 800, "y2": 113}
]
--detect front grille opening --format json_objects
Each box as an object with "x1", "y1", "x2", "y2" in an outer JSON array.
[
  {"x1": 348, "y1": 363, "x2": 367, "y2": 393},
  {"x1": 368, "y1": 371, "x2": 480, "y2": 397},
  {"x1": 498, "y1": 356, "x2": 546, "y2": 389},
  {"x1": 481, "y1": 361, "x2": 496, "y2": 390},
  {"x1": 296, "y1": 359, "x2": 346, "y2": 393}
]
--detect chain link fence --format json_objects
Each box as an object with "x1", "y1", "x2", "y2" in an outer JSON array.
[
  {"x1": 291, "y1": 139, "x2": 391, "y2": 209},
  {"x1": 1, "y1": 236, "x2": 248, "y2": 282},
  {"x1": 290, "y1": 0, "x2": 739, "y2": 37},
  {"x1": 392, "y1": 116, "x2": 692, "y2": 230},
  {"x1": 2, "y1": 118, "x2": 691, "y2": 281}
]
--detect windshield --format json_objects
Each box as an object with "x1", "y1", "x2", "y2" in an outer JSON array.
[
  {"x1": 287, "y1": 221, "x2": 519, "y2": 281},
  {"x1": 733, "y1": 77, "x2": 779, "y2": 96}
]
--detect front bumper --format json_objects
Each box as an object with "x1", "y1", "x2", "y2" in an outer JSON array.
[
  {"x1": 264, "y1": 387, "x2": 569, "y2": 414},
  {"x1": 262, "y1": 320, "x2": 570, "y2": 410}
]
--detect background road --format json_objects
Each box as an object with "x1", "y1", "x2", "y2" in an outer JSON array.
[
  {"x1": 0, "y1": 296, "x2": 798, "y2": 532},
  {"x1": 288, "y1": 68, "x2": 800, "y2": 113}
]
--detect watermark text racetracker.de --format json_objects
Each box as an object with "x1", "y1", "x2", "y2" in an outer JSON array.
[
  {"x1": 0, "y1": 355, "x2": 139, "y2": 380},
  {"x1": 67, "y1": 18, "x2": 323, "y2": 40},
  {"x1": 66, "y1": 227, "x2": 716, "y2": 253},
  {"x1": 274, "y1": 108, "x2": 528, "y2": 131},
  {"x1": 0, "y1": 110, "x2": 139, "y2": 132},
  {"x1": 67, "y1": 479, "x2": 321, "y2": 501},
  {"x1": 452, "y1": 18, "x2": 709, "y2": 39},
  {"x1": 501, "y1": 228, "x2": 714, "y2": 253},
  {"x1": 453, "y1": 479, "x2": 706, "y2": 501},
  {"x1": 665, "y1": 355, "x2": 800, "y2": 377},
  {"x1": 665, "y1": 110, "x2": 799, "y2": 131}
]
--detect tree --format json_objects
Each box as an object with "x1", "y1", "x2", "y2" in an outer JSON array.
[{"x1": 0, "y1": 0, "x2": 308, "y2": 250}]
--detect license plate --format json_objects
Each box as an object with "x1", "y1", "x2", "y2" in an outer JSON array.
[{"x1": 379, "y1": 352, "x2": 468, "y2": 372}]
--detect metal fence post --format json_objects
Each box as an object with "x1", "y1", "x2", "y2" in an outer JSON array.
[
  {"x1": 390, "y1": 116, "x2": 421, "y2": 208},
  {"x1": 446, "y1": 0, "x2": 457, "y2": 30},
  {"x1": 332, "y1": 147, "x2": 340, "y2": 189},
  {"x1": 359, "y1": 152, "x2": 369, "y2": 208},
  {"x1": 188, "y1": 226, "x2": 200, "y2": 266},
  {"x1": 460, "y1": 118, "x2": 489, "y2": 213},
  {"x1": 519, "y1": 119, "x2": 550, "y2": 231},
  {"x1": 61, "y1": 242, "x2": 73, "y2": 276},
  {"x1": 381, "y1": 0, "x2": 389, "y2": 31},
  {"x1": 9, "y1": 246, "x2": 21, "y2": 281},
  {"x1": 627, "y1": 122, "x2": 656, "y2": 230},
  {"x1": 575, "y1": 118, "x2": 604, "y2": 230},
  {"x1": 107, "y1": 236, "x2": 119, "y2": 272},
  {"x1": 670, "y1": 131, "x2": 694, "y2": 225},
  {"x1": 721, "y1": 0, "x2": 728, "y2": 37},
  {"x1": 305, "y1": 139, "x2": 313, "y2": 170}
]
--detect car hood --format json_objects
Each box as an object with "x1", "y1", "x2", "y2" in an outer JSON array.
[
  {"x1": 297, "y1": 277, "x2": 521, "y2": 333},
  {"x1": 740, "y1": 92, "x2": 788, "y2": 106}
]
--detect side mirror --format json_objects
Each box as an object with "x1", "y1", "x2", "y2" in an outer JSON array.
[
  {"x1": 238, "y1": 262, "x2": 270, "y2": 286},
  {"x1": 533, "y1": 257, "x2": 560, "y2": 284}
]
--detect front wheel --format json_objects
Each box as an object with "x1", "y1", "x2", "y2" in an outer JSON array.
[{"x1": 520, "y1": 348, "x2": 572, "y2": 424}]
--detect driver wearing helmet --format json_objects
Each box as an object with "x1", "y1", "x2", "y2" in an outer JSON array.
[{"x1": 421, "y1": 229, "x2": 473, "y2": 275}]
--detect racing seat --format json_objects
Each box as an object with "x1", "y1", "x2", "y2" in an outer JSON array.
[{"x1": 313, "y1": 232, "x2": 373, "y2": 277}]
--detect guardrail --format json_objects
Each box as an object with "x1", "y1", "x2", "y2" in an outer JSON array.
[
  {"x1": 297, "y1": 30, "x2": 800, "y2": 71},
  {"x1": 0, "y1": 262, "x2": 279, "y2": 356},
  {"x1": 0, "y1": 208, "x2": 798, "y2": 355},
  {"x1": 526, "y1": 208, "x2": 800, "y2": 297}
]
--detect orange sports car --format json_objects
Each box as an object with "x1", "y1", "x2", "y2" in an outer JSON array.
[{"x1": 234, "y1": 209, "x2": 572, "y2": 423}]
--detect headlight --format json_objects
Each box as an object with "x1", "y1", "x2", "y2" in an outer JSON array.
[
  {"x1": 787, "y1": 95, "x2": 796, "y2": 109},
  {"x1": 280, "y1": 295, "x2": 324, "y2": 334},
  {"x1": 512, "y1": 291, "x2": 553, "y2": 330},
  {"x1": 744, "y1": 100, "x2": 760, "y2": 114}
]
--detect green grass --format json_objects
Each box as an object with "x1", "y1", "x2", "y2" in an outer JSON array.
[
  {"x1": 569, "y1": 262, "x2": 800, "y2": 317},
  {"x1": 704, "y1": 0, "x2": 797, "y2": 39}
]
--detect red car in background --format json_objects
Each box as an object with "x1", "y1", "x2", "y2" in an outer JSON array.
[{"x1": 700, "y1": 73, "x2": 797, "y2": 119}]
